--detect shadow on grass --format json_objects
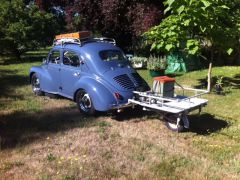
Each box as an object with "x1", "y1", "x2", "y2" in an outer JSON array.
[
  {"x1": 21, "y1": 54, "x2": 47, "y2": 63},
  {"x1": 0, "y1": 107, "x2": 97, "y2": 150},
  {"x1": 0, "y1": 69, "x2": 28, "y2": 98},
  {"x1": 165, "y1": 73, "x2": 184, "y2": 78},
  {"x1": 195, "y1": 74, "x2": 240, "y2": 90},
  {"x1": 0, "y1": 49, "x2": 49, "y2": 65},
  {"x1": 113, "y1": 108, "x2": 228, "y2": 135},
  {"x1": 188, "y1": 113, "x2": 228, "y2": 135},
  {"x1": 225, "y1": 74, "x2": 240, "y2": 89},
  {"x1": 1, "y1": 55, "x2": 45, "y2": 65},
  {"x1": 111, "y1": 106, "x2": 158, "y2": 122},
  {"x1": 0, "y1": 106, "x2": 229, "y2": 150}
]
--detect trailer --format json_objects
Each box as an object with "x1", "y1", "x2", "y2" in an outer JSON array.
[{"x1": 128, "y1": 76, "x2": 209, "y2": 132}]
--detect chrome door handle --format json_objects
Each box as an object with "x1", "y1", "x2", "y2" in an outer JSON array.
[{"x1": 73, "y1": 72, "x2": 80, "y2": 77}]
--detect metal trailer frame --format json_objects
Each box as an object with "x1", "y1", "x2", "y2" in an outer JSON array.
[{"x1": 128, "y1": 84, "x2": 209, "y2": 132}]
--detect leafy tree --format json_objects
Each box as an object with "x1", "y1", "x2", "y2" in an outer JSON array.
[
  {"x1": 0, "y1": 0, "x2": 58, "y2": 58},
  {"x1": 145, "y1": 0, "x2": 240, "y2": 91},
  {"x1": 65, "y1": 0, "x2": 164, "y2": 51},
  {"x1": 66, "y1": 0, "x2": 103, "y2": 32},
  {"x1": 32, "y1": 0, "x2": 164, "y2": 51},
  {"x1": 127, "y1": 3, "x2": 162, "y2": 38},
  {"x1": 35, "y1": 0, "x2": 73, "y2": 11}
]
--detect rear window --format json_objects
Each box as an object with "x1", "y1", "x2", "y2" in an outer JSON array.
[{"x1": 99, "y1": 50, "x2": 126, "y2": 62}]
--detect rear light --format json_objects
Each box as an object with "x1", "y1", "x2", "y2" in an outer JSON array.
[{"x1": 114, "y1": 92, "x2": 123, "y2": 100}]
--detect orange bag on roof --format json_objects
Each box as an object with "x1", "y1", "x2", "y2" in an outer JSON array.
[{"x1": 55, "y1": 31, "x2": 91, "y2": 40}]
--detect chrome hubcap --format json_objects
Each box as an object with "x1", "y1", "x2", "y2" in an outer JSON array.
[
  {"x1": 32, "y1": 77, "x2": 40, "y2": 92},
  {"x1": 79, "y1": 93, "x2": 91, "y2": 112},
  {"x1": 168, "y1": 121, "x2": 178, "y2": 129},
  {"x1": 165, "y1": 114, "x2": 180, "y2": 129}
]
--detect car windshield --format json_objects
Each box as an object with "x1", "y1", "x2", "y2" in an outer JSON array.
[{"x1": 99, "y1": 50, "x2": 126, "y2": 62}]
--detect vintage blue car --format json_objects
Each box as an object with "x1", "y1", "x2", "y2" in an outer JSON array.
[{"x1": 30, "y1": 32, "x2": 149, "y2": 115}]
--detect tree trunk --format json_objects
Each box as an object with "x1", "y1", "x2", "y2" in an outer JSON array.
[
  {"x1": 207, "y1": 62, "x2": 212, "y2": 92},
  {"x1": 207, "y1": 49, "x2": 214, "y2": 92},
  {"x1": 13, "y1": 48, "x2": 22, "y2": 60}
]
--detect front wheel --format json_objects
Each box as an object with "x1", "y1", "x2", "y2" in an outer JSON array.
[
  {"x1": 31, "y1": 73, "x2": 43, "y2": 96},
  {"x1": 164, "y1": 113, "x2": 185, "y2": 132},
  {"x1": 76, "y1": 89, "x2": 96, "y2": 116}
]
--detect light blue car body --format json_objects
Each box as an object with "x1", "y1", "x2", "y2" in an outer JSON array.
[{"x1": 30, "y1": 42, "x2": 149, "y2": 112}]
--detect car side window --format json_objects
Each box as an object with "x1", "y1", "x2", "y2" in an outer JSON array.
[
  {"x1": 63, "y1": 51, "x2": 80, "y2": 67},
  {"x1": 49, "y1": 50, "x2": 60, "y2": 64}
]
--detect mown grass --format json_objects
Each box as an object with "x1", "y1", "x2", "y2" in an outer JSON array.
[{"x1": 0, "y1": 50, "x2": 240, "y2": 179}]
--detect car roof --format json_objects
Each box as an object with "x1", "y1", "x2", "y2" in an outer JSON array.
[{"x1": 51, "y1": 42, "x2": 127, "y2": 76}]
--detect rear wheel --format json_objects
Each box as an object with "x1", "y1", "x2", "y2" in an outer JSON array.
[
  {"x1": 76, "y1": 89, "x2": 96, "y2": 115},
  {"x1": 31, "y1": 73, "x2": 43, "y2": 96},
  {"x1": 164, "y1": 113, "x2": 185, "y2": 132}
]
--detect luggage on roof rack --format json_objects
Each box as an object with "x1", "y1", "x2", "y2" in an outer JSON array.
[
  {"x1": 55, "y1": 31, "x2": 91, "y2": 40},
  {"x1": 53, "y1": 31, "x2": 116, "y2": 46}
]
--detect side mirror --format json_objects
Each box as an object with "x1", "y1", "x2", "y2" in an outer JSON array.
[
  {"x1": 125, "y1": 54, "x2": 133, "y2": 61},
  {"x1": 80, "y1": 60, "x2": 84, "y2": 65},
  {"x1": 42, "y1": 58, "x2": 47, "y2": 64}
]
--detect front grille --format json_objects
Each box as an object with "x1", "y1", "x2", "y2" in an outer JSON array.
[
  {"x1": 113, "y1": 74, "x2": 135, "y2": 90},
  {"x1": 131, "y1": 73, "x2": 147, "y2": 87}
]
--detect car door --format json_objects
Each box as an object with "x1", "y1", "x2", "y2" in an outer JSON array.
[
  {"x1": 60, "y1": 50, "x2": 82, "y2": 98},
  {"x1": 46, "y1": 49, "x2": 62, "y2": 93}
]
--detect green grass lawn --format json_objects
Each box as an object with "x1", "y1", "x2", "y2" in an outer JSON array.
[{"x1": 0, "y1": 51, "x2": 240, "y2": 179}]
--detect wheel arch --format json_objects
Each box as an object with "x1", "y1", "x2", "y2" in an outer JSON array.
[
  {"x1": 29, "y1": 66, "x2": 44, "y2": 83},
  {"x1": 29, "y1": 72, "x2": 36, "y2": 83},
  {"x1": 73, "y1": 78, "x2": 117, "y2": 111},
  {"x1": 74, "y1": 88, "x2": 84, "y2": 102}
]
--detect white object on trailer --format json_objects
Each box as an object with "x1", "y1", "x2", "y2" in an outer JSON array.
[{"x1": 128, "y1": 85, "x2": 208, "y2": 132}]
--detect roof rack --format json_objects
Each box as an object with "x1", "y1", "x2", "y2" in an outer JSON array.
[
  {"x1": 53, "y1": 31, "x2": 90, "y2": 46},
  {"x1": 53, "y1": 31, "x2": 116, "y2": 46},
  {"x1": 93, "y1": 37, "x2": 116, "y2": 45}
]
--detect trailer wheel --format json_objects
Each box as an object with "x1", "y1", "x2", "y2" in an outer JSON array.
[{"x1": 164, "y1": 114, "x2": 185, "y2": 132}]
